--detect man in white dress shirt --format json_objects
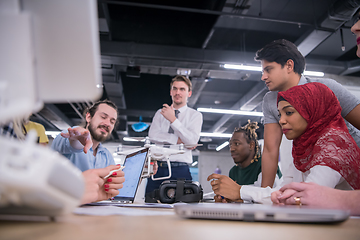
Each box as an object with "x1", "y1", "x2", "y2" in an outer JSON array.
[{"x1": 146, "y1": 75, "x2": 203, "y2": 194}]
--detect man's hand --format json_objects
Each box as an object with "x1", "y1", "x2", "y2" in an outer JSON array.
[
  {"x1": 61, "y1": 127, "x2": 93, "y2": 153},
  {"x1": 214, "y1": 194, "x2": 232, "y2": 203},
  {"x1": 177, "y1": 138, "x2": 183, "y2": 144},
  {"x1": 152, "y1": 161, "x2": 158, "y2": 175},
  {"x1": 207, "y1": 173, "x2": 242, "y2": 202},
  {"x1": 177, "y1": 138, "x2": 197, "y2": 150},
  {"x1": 81, "y1": 165, "x2": 125, "y2": 205},
  {"x1": 160, "y1": 104, "x2": 177, "y2": 123}
]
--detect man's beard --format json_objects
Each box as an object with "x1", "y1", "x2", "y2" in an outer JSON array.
[{"x1": 88, "y1": 122, "x2": 111, "y2": 142}]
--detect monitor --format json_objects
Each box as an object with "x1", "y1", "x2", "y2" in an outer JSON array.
[
  {"x1": 0, "y1": 0, "x2": 103, "y2": 217},
  {"x1": 0, "y1": 0, "x2": 102, "y2": 124}
]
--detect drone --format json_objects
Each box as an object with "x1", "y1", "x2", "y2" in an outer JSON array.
[{"x1": 116, "y1": 137, "x2": 187, "y2": 181}]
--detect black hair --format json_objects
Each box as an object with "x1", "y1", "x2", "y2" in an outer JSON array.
[
  {"x1": 83, "y1": 99, "x2": 118, "y2": 128},
  {"x1": 277, "y1": 96, "x2": 287, "y2": 103},
  {"x1": 255, "y1": 39, "x2": 306, "y2": 75},
  {"x1": 233, "y1": 120, "x2": 261, "y2": 162}
]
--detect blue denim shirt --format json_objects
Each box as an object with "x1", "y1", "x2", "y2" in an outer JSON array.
[{"x1": 51, "y1": 129, "x2": 115, "y2": 172}]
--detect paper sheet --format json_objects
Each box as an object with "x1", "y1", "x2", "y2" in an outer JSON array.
[
  {"x1": 85, "y1": 202, "x2": 174, "y2": 209},
  {"x1": 73, "y1": 206, "x2": 175, "y2": 216}
]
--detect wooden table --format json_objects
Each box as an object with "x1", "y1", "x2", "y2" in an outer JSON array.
[{"x1": 1, "y1": 208, "x2": 360, "y2": 240}]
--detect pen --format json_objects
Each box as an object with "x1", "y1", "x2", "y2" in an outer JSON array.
[{"x1": 104, "y1": 166, "x2": 125, "y2": 179}]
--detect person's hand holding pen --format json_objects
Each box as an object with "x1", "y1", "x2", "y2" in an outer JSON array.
[
  {"x1": 214, "y1": 194, "x2": 230, "y2": 203},
  {"x1": 81, "y1": 165, "x2": 125, "y2": 205},
  {"x1": 207, "y1": 173, "x2": 243, "y2": 203}
]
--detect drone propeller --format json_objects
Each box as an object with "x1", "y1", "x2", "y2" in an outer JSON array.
[
  {"x1": 115, "y1": 144, "x2": 145, "y2": 156},
  {"x1": 123, "y1": 137, "x2": 146, "y2": 142},
  {"x1": 123, "y1": 136, "x2": 202, "y2": 149}
]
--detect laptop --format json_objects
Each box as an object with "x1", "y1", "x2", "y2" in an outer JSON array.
[
  {"x1": 88, "y1": 148, "x2": 148, "y2": 205},
  {"x1": 174, "y1": 203, "x2": 350, "y2": 223}
]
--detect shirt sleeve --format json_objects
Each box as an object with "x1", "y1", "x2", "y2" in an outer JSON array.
[
  {"x1": 239, "y1": 171, "x2": 283, "y2": 204},
  {"x1": 253, "y1": 172, "x2": 283, "y2": 188},
  {"x1": 51, "y1": 132, "x2": 83, "y2": 154},
  {"x1": 148, "y1": 110, "x2": 178, "y2": 145},
  {"x1": 316, "y1": 78, "x2": 360, "y2": 117},
  {"x1": 262, "y1": 91, "x2": 279, "y2": 124},
  {"x1": 240, "y1": 185, "x2": 279, "y2": 204},
  {"x1": 304, "y1": 165, "x2": 342, "y2": 188},
  {"x1": 171, "y1": 110, "x2": 203, "y2": 145}
]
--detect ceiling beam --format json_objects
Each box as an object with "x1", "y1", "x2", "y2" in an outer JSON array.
[
  {"x1": 188, "y1": 78, "x2": 208, "y2": 108},
  {"x1": 101, "y1": 41, "x2": 352, "y2": 75},
  {"x1": 296, "y1": 0, "x2": 360, "y2": 56},
  {"x1": 99, "y1": 0, "x2": 312, "y2": 27},
  {"x1": 118, "y1": 109, "x2": 156, "y2": 118},
  {"x1": 101, "y1": 40, "x2": 256, "y2": 65},
  {"x1": 43, "y1": 104, "x2": 73, "y2": 130},
  {"x1": 340, "y1": 59, "x2": 360, "y2": 75}
]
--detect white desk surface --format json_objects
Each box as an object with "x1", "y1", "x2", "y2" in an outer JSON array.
[{"x1": 1, "y1": 208, "x2": 360, "y2": 240}]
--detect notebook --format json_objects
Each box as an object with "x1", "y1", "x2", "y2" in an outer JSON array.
[
  {"x1": 89, "y1": 148, "x2": 148, "y2": 205},
  {"x1": 174, "y1": 203, "x2": 350, "y2": 223}
]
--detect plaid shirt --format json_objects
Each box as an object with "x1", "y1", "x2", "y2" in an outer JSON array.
[{"x1": 0, "y1": 122, "x2": 18, "y2": 139}]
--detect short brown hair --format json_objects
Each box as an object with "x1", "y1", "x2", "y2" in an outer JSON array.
[
  {"x1": 83, "y1": 99, "x2": 118, "y2": 128},
  {"x1": 170, "y1": 75, "x2": 192, "y2": 92}
]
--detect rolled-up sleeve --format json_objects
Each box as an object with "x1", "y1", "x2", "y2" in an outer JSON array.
[{"x1": 171, "y1": 111, "x2": 202, "y2": 145}]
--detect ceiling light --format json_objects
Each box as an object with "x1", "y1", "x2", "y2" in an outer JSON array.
[
  {"x1": 216, "y1": 141, "x2": 229, "y2": 151},
  {"x1": 200, "y1": 132, "x2": 232, "y2": 138},
  {"x1": 303, "y1": 71, "x2": 324, "y2": 77},
  {"x1": 123, "y1": 137, "x2": 145, "y2": 142},
  {"x1": 45, "y1": 131, "x2": 60, "y2": 138},
  {"x1": 177, "y1": 69, "x2": 191, "y2": 76},
  {"x1": 197, "y1": 108, "x2": 263, "y2": 116},
  {"x1": 200, "y1": 137, "x2": 212, "y2": 142},
  {"x1": 222, "y1": 64, "x2": 324, "y2": 77},
  {"x1": 223, "y1": 64, "x2": 262, "y2": 71}
]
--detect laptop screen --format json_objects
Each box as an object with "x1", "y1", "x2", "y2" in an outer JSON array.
[{"x1": 114, "y1": 148, "x2": 148, "y2": 202}]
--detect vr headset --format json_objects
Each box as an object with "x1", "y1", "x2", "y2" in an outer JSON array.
[{"x1": 145, "y1": 179, "x2": 203, "y2": 204}]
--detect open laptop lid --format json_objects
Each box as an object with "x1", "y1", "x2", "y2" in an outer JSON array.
[
  {"x1": 113, "y1": 148, "x2": 148, "y2": 203},
  {"x1": 174, "y1": 203, "x2": 350, "y2": 223}
]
